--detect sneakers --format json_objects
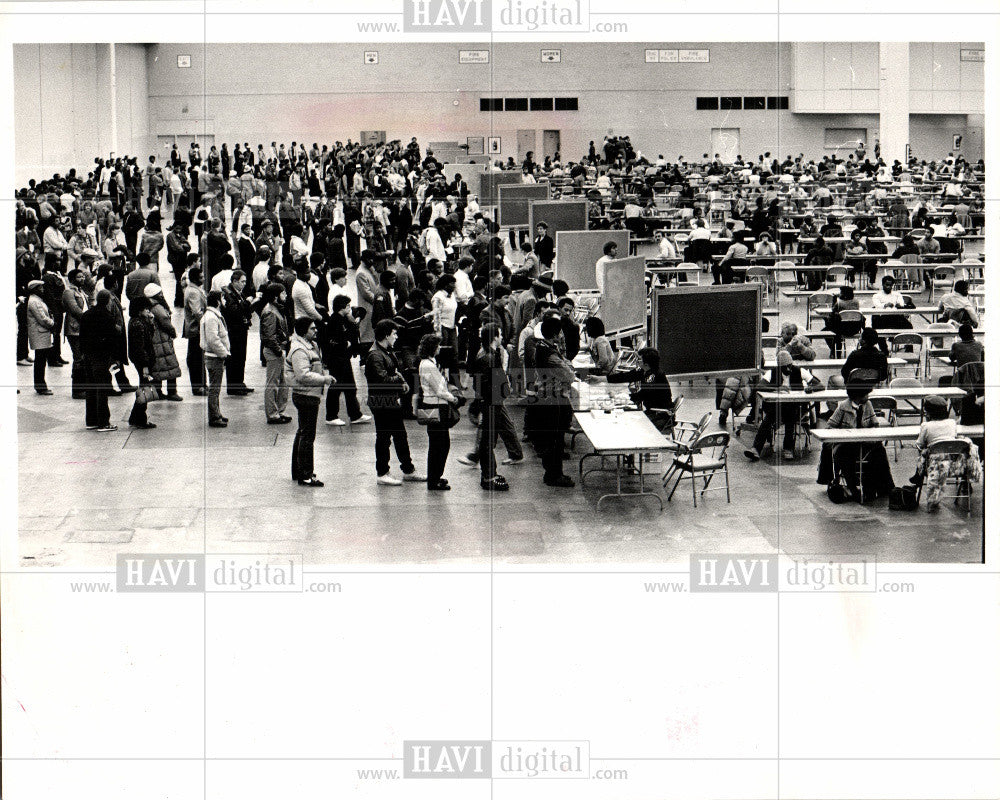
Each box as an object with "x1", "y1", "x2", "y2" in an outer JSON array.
[
  {"x1": 96, "y1": 424, "x2": 118, "y2": 432},
  {"x1": 298, "y1": 477, "x2": 324, "y2": 487},
  {"x1": 350, "y1": 414, "x2": 373, "y2": 424},
  {"x1": 377, "y1": 474, "x2": 403, "y2": 486},
  {"x1": 16, "y1": 359, "x2": 32, "y2": 366},
  {"x1": 501, "y1": 456, "x2": 525, "y2": 465},
  {"x1": 326, "y1": 418, "x2": 347, "y2": 426},
  {"x1": 457, "y1": 455, "x2": 477, "y2": 466},
  {"x1": 402, "y1": 472, "x2": 427, "y2": 482}
]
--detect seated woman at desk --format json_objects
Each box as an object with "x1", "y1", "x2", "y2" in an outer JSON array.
[
  {"x1": 816, "y1": 377, "x2": 895, "y2": 502},
  {"x1": 824, "y1": 287, "x2": 863, "y2": 357},
  {"x1": 744, "y1": 350, "x2": 817, "y2": 462},
  {"x1": 907, "y1": 395, "x2": 956, "y2": 487},
  {"x1": 802, "y1": 235, "x2": 834, "y2": 291},
  {"x1": 607, "y1": 346, "x2": 674, "y2": 433},
  {"x1": 583, "y1": 317, "x2": 616, "y2": 376},
  {"x1": 753, "y1": 232, "x2": 778, "y2": 263}
]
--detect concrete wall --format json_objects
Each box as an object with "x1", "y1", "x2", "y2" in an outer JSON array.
[{"x1": 13, "y1": 44, "x2": 149, "y2": 186}]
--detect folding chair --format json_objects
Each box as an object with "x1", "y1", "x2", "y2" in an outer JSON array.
[
  {"x1": 889, "y1": 376, "x2": 925, "y2": 427},
  {"x1": 868, "y1": 396, "x2": 899, "y2": 461},
  {"x1": 806, "y1": 292, "x2": 835, "y2": 330},
  {"x1": 745, "y1": 266, "x2": 770, "y2": 304},
  {"x1": 837, "y1": 310, "x2": 865, "y2": 358},
  {"x1": 662, "y1": 431, "x2": 732, "y2": 508},
  {"x1": 890, "y1": 333, "x2": 923, "y2": 378},
  {"x1": 824, "y1": 266, "x2": 850, "y2": 290},
  {"x1": 660, "y1": 409, "x2": 709, "y2": 452},
  {"x1": 916, "y1": 439, "x2": 974, "y2": 516},
  {"x1": 929, "y1": 266, "x2": 956, "y2": 302}
]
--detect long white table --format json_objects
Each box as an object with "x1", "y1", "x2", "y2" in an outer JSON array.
[
  {"x1": 812, "y1": 424, "x2": 984, "y2": 443},
  {"x1": 757, "y1": 386, "x2": 966, "y2": 404},
  {"x1": 574, "y1": 410, "x2": 671, "y2": 511},
  {"x1": 762, "y1": 357, "x2": 906, "y2": 370}
]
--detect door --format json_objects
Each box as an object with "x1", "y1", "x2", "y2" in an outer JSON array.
[
  {"x1": 542, "y1": 129, "x2": 560, "y2": 160},
  {"x1": 710, "y1": 128, "x2": 740, "y2": 163},
  {"x1": 516, "y1": 129, "x2": 537, "y2": 163},
  {"x1": 360, "y1": 130, "x2": 387, "y2": 145}
]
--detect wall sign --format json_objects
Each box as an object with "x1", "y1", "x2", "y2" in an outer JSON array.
[
  {"x1": 459, "y1": 49, "x2": 490, "y2": 64},
  {"x1": 541, "y1": 49, "x2": 561, "y2": 63},
  {"x1": 488, "y1": 136, "x2": 502, "y2": 155},
  {"x1": 960, "y1": 49, "x2": 984, "y2": 62},
  {"x1": 364, "y1": 51, "x2": 379, "y2": 64},
  {"x1": 646, "y1": 48, "x2": 706, "y2": 63},
  {"x1": 176, "y1": 55, "x2": 191, "y2": 68},
  {"x1": 678, "y1": 49, "x2": 710, "y2": 63}
]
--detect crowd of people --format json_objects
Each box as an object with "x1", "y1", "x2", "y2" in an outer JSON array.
[{"x1": 14, "y1": 134, "x2": 984, "y2": 497}]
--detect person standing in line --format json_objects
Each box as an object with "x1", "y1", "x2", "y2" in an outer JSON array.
[
  {"x1": 474, "y1": 322, "x2": 516, "y2": 491},
  {"x1": 143, "y1": 284, "x2": 183, "y2": 401},
  {"x1": 183, "y1": 266, "x2": 208, "y2": 396},
  {"x1": 417, "y1": 334, "x2": 459, "y2": 491},
  {"x1": 126, "y1": 296, "x2": 157, "y2": 429},
  {"x1": 26, "y1": 280, "x2": 55, "y2": 394},
  {"x1": 364, "y1": 320, "x2": 425, "y2": 486},
  {"x1": 532, "y1": 316, "x2": 577, "y2": 487},
  {"x1": 62, "y1": 268, "x2": 90, "y2": 399},
  {"x1": 286, "y1": 317, "x2": 334, "y2": 487},
  {"x1": 200, "y1": 290, "x2": 230, "y2": 427},
  {"x1": 259, "y1": 281, "x2": 292, "y2": 424},
  {"x1": 78, "y1": 290, "x2": 118, "y2": 431},
  {"x1": 324, "y1": 294, "x2": 372, "y2": 426},
  {"x1": 220, "y1": 269, "x2": 254, "y2": 395}
]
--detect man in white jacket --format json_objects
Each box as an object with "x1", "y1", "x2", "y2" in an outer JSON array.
[{"x1": 199, "y1": 290, "x2": 231, "y2": 427}]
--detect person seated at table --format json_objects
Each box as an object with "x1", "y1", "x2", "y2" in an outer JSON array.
[
  {"x1": 816, "y1": 376, "x2": 895, "y2": 503},
  {"x1": 654, "y1": 231, "x2": 677, "y2": 259},
  {"x1": 802, "y1": 235, "x2": 833, "y2": 291},
  {"x1": 819, "y1": 213, "x2": 845, "y2": 261},
  {"x1": 948, "y1": 323, "x2": 984, "y2": 369},
  {"x1": 715, "y1": 230, "x2": 749, "y2": 285},
  {"x1": 743, "y1": 350, "x2": 814, "y2": 461},
  {"x1": 824, "y1": 286, "x2": 863, "y2": 356},
  {"x1": 943, "y1": 213, "x2": 966, "y2": 238},
  {"x1": 907, "y1": 395, "x2": 957, "y2": 486},
  {"x1": 797, "y1": 214, "x2": 818, "y2": 241},
  {"x1": 607, "y1": 346, "x2": 674, "y2": 434},
  {"x1": 843, "y1": 228, "x2": 870, "y2": 285},
  {"x1": 916, "y1": 224, "x2": 940, "y2": 258},
  {"x1": 938, "y1": 280, "x2": 980, "y2": 327},
  {"x1": 870, "y1": 275, "x2": 912, "y2": 330},
  {"x1": 777, "y1": 321, "x2": 816, "y2": 361},
  {"x1": 686, "y1": 218, "x2": 712, "y2": 269},
  {"x1": 583, "y1": 316, "x2": 615, "y2": 376},
  {"x1": 841, "y1": 327, "x2": 888, "y2": 384},
  {"x1": 753, "y1": 231, "x2": 778, "y2": 263}
]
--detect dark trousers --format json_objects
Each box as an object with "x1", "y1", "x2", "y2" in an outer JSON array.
[
  {"x1": 205, "y1": 356, "x2": 225, "y2": 422},
  {"x1": 129, "y1": 380, "x2": 150, "y2": 426},
  {"x1": 752, "y1": 401, "x2": 801, "y2": 453},
  {"x1": 67, "y1": 335, "x2": 83, "y2": 396},
  {"x1": 475, "y1": 405, "x2": 523, "y2": 476},
  {"x1": 536, "y1": 402, "x2": 571, "y2": 481},
  {"x1": 84, "y1": 362, "x2": 112, "y2": 428},
  {"x1": 291, "y1": 394, "x2": 320, "y2": 480},
  {"x1": 32, "y1": 347, "x2": 51, "y2": 391},
  {"x1": 373, "y1": 408, "x2": 414, "y2": 477},
  {"x1": 171, "y1": 262, "x2": 186, "y2": 307},
  {"x1": 186, "y1": 334, "x2": 205, "y2": 392},
  {"x1": 48, "y1": 313, "x2": 64, "y2": 362},
  {"x1": 16, "y1": 301, "x2": 29, "y2": 360},
  {"x1": 326, "y1": 356, "x2": 362, "y2": 421},
  {"x1": 426, "y1": 422, "x2": 451, "y2": 485},
  {"x1": 226, "y1": 328, "x2": 248, "y2": 388}
]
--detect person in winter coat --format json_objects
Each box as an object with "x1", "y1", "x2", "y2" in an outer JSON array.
[
  {"x1": 258, "y1": 281, "x2": 292, "y2": 424},
  {"x1": 323, "y1": 294, "x2": 372, "y2": 426},
  {"x1": 62, "y1": 268, "x2": 91, "y2": 398},
  {"x1": 200, "y1": 290, "x2": 230, "y2": 427},
  {"x1": 78, "y1": 290, "x2": 119, "y2": 431},
  {"x1": 126, "y1": 296, "x2": 157, "y2": 428},
  {"x1": 183, "y1": 265, "x2": 208, "y2": 395},
  {"x1": 285, "y1": 317, "x2": 334, "y2": 487},
  {"x1": 166, "y1": 222, "x2": 191, "y2": 307},
  {"x1": 142, "y1": 283, "x2": 183, "y2": 400},
  {"x1": 26, "y1": 280, "x2": 55, "y2": 394}
]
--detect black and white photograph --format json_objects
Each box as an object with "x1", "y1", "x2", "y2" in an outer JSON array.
[{"x1": 2, "y1": 3, "x2": 998, "y2": 799}]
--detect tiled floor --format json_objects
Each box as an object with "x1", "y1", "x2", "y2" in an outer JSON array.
[{"x1": 17, "y1": 256, "x2": 984, "y2": 567}]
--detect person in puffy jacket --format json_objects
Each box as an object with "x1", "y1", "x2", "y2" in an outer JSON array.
[{"x1": 285, "y1": 317, "x2": 333, "y2": 487}]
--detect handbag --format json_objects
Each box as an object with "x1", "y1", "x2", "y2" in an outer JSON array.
[{"x1": 135, "y1": 383, "x2": 159, "y2": 405}]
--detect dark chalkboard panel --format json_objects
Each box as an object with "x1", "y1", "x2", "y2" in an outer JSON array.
[
  {"x1": 650, "y1": 285, "x2": 762, "y2": 379},
  {"x1": 498, "y1": 183, "x2": 550, "y2": 228},
  {"x1": 480, "y1": 172, "x2": 524, "y2": 205},
  {"x1": 527, "y1": 200, "x2": 589, "y2": 240}
]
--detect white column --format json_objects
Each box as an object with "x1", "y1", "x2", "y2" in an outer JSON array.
[
  {"x1": 108, "y1": 43, "x2": 118, "y2": 157},
  {"x1": 878, "y1": 42, "x2": 909, "y2": 165}
]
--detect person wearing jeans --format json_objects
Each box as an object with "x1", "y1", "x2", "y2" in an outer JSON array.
[
  {"x1": 286, "y1": 318, "x2": 333, "y2": 487},
  {"x1": 183, "y1": 266, "x2": 207, "y2": 395},
  {"x1": 259, "y1": 282, "x2": 292, "y2": 424},
  {"x1": 323, "y1": 294, "x2": 371, "y2": 426},
  {"x1": 417, "y1": 334, "x2": 458, "y2": 491},
  {"x1": 364, "y1": 320, "x2": 424, "y2": 486},
  {"x1": 199, "y1": 291, "x2": 230, "y2": 427},
  {"x1": 25, "y1": 282, "x2": 54, "y2": 394}
]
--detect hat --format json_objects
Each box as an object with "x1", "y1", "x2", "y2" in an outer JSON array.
[
  {"x1": 924, "y1": 395, "x2": 948, "y2": 416},
  {"x1": 143, "y1": 283, "x2": 163, "y2": 298},
  {"x1": 27, "y1": 279, "x2": 44, "y2": 291},
  {"x1": 776, "y1": 350, "x2": 793, "y2": 368}
]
